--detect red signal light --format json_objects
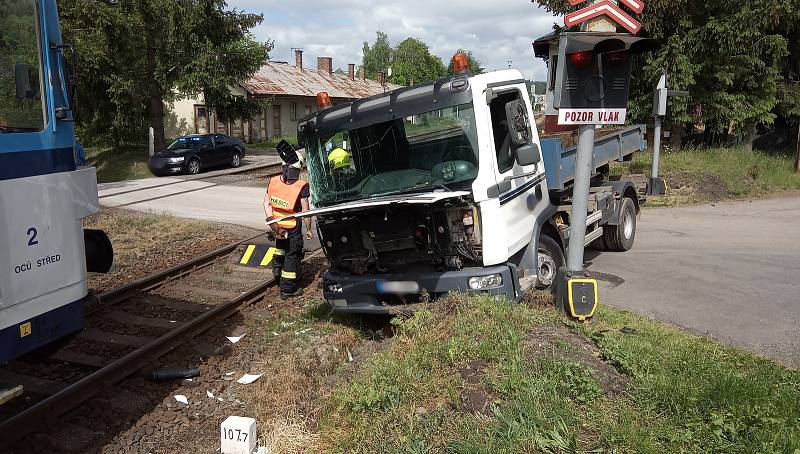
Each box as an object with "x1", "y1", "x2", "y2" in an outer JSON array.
[
  {"x1": 607, "y1": 50, "x2": 628, "y2": 65},
  {"x1": 316, "y1": 92, "x2": 332, "y2": 109},
  {"x1": 568, "y1": 50, "x2": 594, "y2": 69}
]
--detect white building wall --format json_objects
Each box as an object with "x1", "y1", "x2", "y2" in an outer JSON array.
[{"x1": 165, "y1": 94, "x2": 203, "y2": 140}]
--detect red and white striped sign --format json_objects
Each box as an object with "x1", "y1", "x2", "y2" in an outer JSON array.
[
  {"x1": 565, "y1": 0, "x2": 642, "y2": 34},
  {"x1": 568, "y1": 0, "x2": 644, "y2": 14}
]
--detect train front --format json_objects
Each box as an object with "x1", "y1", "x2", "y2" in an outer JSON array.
[{"x1": 0, "y1": 0, "x2": 112, "y2": 362}]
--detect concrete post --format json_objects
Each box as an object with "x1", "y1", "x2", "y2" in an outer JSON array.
[
  {"x1": 148, "y1": 127, "x2": 154, "y2": 157},
  {"x1": 567, "y1": 124, "x2": 596, "y2": 272}
]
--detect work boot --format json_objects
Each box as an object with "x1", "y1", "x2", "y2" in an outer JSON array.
[{"x1": 280, "y1": 288, "x2": 304, "y2": 300}]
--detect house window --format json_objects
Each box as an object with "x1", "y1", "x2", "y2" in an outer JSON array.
[
  {"x1": 290, "y1": 102, "x2": 297, "y2": 121},
  {"x1": 304, "y1": 105, "x2": 312, "y2": 116}
]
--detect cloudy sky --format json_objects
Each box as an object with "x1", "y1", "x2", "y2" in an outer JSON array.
[{"x1": 229, "y1": 0, "x2": 561, "y2": 82}]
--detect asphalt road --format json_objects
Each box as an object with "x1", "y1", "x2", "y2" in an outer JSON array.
[
  {"x1": 587, "y1": 196, "x2": 800, "y2": 368},
  {"x1": 98, "y1": 154, "x2": 281, "y2": 230}
]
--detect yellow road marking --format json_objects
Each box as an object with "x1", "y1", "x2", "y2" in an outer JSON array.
[
  {"x1": 240, "y1": 245, "x2": 256, "y2": 265},
  {"x1": 260, "y1": 248, "x2": 276, "y2": 266}
]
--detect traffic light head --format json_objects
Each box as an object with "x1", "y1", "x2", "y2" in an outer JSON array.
[{"x1": 553, "y1": 32, "x2": 658, "y2": 110}]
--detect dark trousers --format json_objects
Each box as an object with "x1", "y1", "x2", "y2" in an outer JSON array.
[{"x1": 273, "y1": 226, "x2": 304, "y2": 294}]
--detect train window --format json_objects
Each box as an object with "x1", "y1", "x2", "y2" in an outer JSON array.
[{"x1": 0, "y1": 0, "x2": 45, "y2": 133}]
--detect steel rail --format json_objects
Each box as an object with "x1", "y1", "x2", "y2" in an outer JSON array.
[
  {"x1": 0, "y1": 234, "x2": 303, "y2": 449},
  {"x1": 92, "y1": 232, "x2": 266, "y2": 308}
]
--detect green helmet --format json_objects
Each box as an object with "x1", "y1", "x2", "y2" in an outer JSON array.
[{"x1": 327, "y1": 147, "x2": 352, "y2": 170}]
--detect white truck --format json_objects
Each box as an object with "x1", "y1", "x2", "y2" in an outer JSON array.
[{"x1": 283, "y1": 69, "x2": 645, "y2": 313}]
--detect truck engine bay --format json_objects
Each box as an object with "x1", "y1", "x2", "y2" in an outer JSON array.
[{"x1": 318, "y1": 199, "x2": 483, "y2": 275}]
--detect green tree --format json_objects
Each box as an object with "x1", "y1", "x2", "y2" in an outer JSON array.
[
  {"x1": 60, "y1": 0, "x2": 271, "y2": 149},
  {"x1": 532, "y1": 0, "x2": 793, "y2": 149},
  {"x1": 390, "y1": 38, "x2": 446, "y2": 86},
  {"x1": 446, "y1": 49, "x2": 485, "y2": 75},
  {"x1": 362, "y1": 31, "x2": 393, "y2": 80}
]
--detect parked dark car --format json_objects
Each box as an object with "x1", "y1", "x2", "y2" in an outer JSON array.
[{"x1": 148, "y1": 133, "x2": 246, "y2": 176}]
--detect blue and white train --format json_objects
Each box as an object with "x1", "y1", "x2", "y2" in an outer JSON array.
[{"x1": 1, "y1": 0, "x2": 113, "y2": 362}]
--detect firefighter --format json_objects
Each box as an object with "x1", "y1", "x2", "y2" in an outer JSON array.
[
  {"x1": 264, "y1": 140, "x2": 313, "y2": 299},
  {"x1": 327, "y1": 146, "x2": 353, "y2": 173}
]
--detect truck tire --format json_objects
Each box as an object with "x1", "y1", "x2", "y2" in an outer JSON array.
[
  {"x1": 536, "y1": 234, "x2": 564, "y2": 293},
  {"x1": 603, "y1": 197, "x2": 637, "y2": 251}
]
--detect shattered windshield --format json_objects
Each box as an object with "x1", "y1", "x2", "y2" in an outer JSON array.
[
  {"x1": 0, "y1": 0, "x2": 44, "y2": 133},
  {"x1": 305, "y1": 103, "x2": 479, "y2": 207}
]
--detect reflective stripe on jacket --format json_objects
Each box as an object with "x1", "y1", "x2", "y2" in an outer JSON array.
[{"x1": 267, "y1": 176, "x2": 308, "y2": 229}]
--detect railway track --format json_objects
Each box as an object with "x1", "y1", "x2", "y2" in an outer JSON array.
[{"x1": 0, "y1": 233, "x2": 299, "y2": 450}]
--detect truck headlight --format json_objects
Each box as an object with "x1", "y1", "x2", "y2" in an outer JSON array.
[
  {"x1": 167, "y1": 157, "x2": 185, "y2": 164},
  {"x1": 468, "y1": 274, "x2": 503, "y2": 290},
  {"x1": 326, "y1": 282, "x2": 343, "y2": 293}
]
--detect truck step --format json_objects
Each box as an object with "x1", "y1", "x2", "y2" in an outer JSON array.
[{"x1": 584, "y1": 227, "x2": 604, "y2": 246}]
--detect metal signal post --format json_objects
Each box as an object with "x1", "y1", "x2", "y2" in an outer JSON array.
[{"x1": 553, "y1": 0, "x2": 657, "y2": 319}]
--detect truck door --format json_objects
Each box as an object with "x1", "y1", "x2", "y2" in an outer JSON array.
[{"x1": 484, "y1": 85, "x2": 548, "y2": 263}]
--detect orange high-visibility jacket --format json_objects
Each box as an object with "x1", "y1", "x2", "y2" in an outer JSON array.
[{"x1": 266, "y1": 176, "x2": 308, "y2": 229}]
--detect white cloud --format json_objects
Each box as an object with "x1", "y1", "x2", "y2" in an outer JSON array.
[{"x1": 230, "y1": 0, "x2": 560, "y2": 81}]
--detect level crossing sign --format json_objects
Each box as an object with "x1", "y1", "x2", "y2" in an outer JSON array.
[{"x1": 565, "y1": 0, "x2": 643, "y2": 34}]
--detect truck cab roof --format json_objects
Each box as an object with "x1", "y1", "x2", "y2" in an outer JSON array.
[{"x1": 298, "y1": 69, "x2": 528, "y2": 139}]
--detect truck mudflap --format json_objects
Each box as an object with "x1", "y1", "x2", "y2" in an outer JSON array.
[{"x1": 322, "y1": 265, "x2": 518, "y2": 314}]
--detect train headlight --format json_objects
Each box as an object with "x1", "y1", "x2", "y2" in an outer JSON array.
[{"x1": 167, "y1": 157, "x2": 185, "y2": 164}]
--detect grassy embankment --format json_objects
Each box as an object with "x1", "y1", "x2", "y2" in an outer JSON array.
[
  {"x1": 314, "y1": 295, "x2": 800, "y2": 453},
  {"x1": 84, "y1": 145, "x2": 153, "y2": 183},
  {"x1": 613, "y1": 147, "x2": 800, "y2": 207}
]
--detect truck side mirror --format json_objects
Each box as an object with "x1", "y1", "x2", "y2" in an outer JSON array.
[
  {"x1": 15, "y1": 64, "x2": 32, "y2": 100},
  {"x1": 504, "y1": 99, "x2": 532, "y2": 147},
  {"x1": 515, "y1": 143, "x2": 541, "y2": 166}
]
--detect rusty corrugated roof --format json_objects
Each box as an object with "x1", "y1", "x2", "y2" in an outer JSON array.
[{"x1": 242, "y1": 62, "x2": 402, "y2": 99}]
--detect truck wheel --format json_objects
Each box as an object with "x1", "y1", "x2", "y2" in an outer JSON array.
[
  {"x1": 603, "y1": 197, "x2": 637, "y2": 251},
  {"x1": 536, "y1": 234, "x2": 564, "y2": 293}
]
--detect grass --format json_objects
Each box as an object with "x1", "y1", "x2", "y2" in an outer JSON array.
[
  {"x1": 316, "y1": 294, "x2": 800, "y2": 453},
  {"x1": 250, "y1": 135, "x2": 298, "y2": 150},
  {"x1": 612, "y1": 147, "x2": 800, "y2": 207},
  {"x1": 85, "y1": 145, "x2": 153, "y2": 183},
  {"x1": 81, "y1": 208, "x2": 255, "y2": 292}
]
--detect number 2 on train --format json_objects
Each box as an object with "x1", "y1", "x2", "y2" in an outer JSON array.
[{"x1": 27, "y1": 227, "x2": 39, "y2": 246}]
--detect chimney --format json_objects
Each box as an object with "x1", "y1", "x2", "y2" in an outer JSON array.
[
  {"x1": 317, "y1": 57, "x2": 333, "y2": 75},
  {"x1": 359, "y1": 66, "x2": 366, "y2": 80},
  {"x1": 294, "y1": 49, "x2": 303, "y2": 71},
  {"x1": 348, "y1": 63, "x2": 355, "y2": 81}
]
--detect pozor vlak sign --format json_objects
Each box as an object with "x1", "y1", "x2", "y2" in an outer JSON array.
[
  {"x1": 559, "y1": 108, "x2": 626, "y2": 125},
  {"x1": 554, "y1": 0, "x2": 654, "y2": 126}
]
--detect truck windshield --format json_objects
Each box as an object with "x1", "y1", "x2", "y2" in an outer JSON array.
[
  {"x1": 0, "y1": 0, "x2": 44, "y2": 133},
  {"x1": 305, "y1": 102, "x2": 479, "y2": 207}
]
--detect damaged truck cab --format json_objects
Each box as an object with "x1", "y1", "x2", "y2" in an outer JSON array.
[
  {"x1": 296, "y1": 70, "x2": 555, "y2": 313},
  {"x1": 290, "y1": 68, "x2": 645, "y2": 314}
]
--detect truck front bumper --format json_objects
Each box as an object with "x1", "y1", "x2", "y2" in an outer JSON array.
[{"x1": 321, "y1": 265, "x2": 518, "y2": 314}]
